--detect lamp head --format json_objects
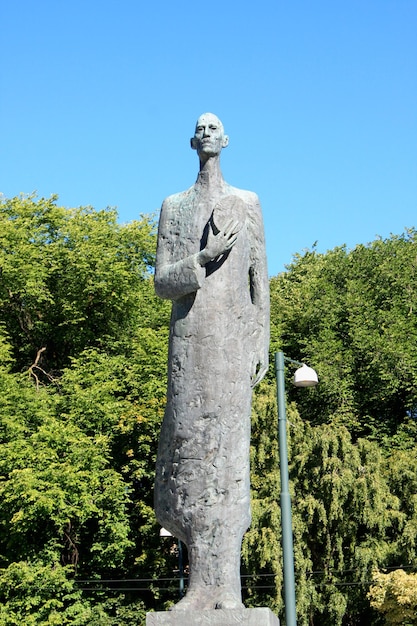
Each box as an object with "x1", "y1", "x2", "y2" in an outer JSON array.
[{"x1": 293, "y1": 364, "x2": 319, "y2": 387}]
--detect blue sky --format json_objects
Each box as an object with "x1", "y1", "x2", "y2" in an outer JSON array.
[{"x1": 1, "y1": 0, "x2": 416, "y2": 276}]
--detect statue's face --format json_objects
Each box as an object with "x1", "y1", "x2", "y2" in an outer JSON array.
[{"x1": 191, "y1": 113, "x2": 229, "y2": 157}]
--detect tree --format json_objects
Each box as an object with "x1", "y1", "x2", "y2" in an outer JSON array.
[
  {"x1": 242, "y1": 380, "x2": 283, "y2": 613},
  {"x1": 244, "y1": 328, "x2": 417, "y2": 625},
  {"x1": 0, "y1": 196, "x2": 172, "y2": 623},
  {"x1": 2, "y1": 195, "x2": 417, "y2": 624},
  {"x1": 271, "y1": 230, "x2": 417, "y2": 444},
  {"x1": 0, "y1": 194, "x2": 156, "y2": 373},
  {"x1": 0, "y1": 332, "x2": 137, "y2": 623},
  {"x1": 264, "y1": 231, "x2": 417, "y2": 623},
  {"x1": 368, "y1": 569, "x2": 417, "y2": 625},
  {"x1": 244, "y1": 376, "x2": 415, "y2": 625}
]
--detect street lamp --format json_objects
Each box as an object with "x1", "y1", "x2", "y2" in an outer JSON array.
[{"x1": 275, "y1": 351, "x2": 318, "y2": 626}]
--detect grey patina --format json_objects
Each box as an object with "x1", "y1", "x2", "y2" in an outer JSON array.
[{"x1": 154, "y1": 113, "x2": 270, "y2": 611}]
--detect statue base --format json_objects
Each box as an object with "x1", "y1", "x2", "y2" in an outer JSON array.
[{"x1": 146, "y1": 607, "x2": 280, "y2": 625}]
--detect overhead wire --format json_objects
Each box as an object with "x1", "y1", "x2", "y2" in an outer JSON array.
[{"x1": 75, "y1": 564, "x2": 416, "y2": 593}]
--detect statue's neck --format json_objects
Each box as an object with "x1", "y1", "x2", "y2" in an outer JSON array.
[{"x1": 196, "y1": 156, "x2": 225, "y2": 189}]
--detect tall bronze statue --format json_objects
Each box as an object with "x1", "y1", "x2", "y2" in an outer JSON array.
[{"x1": 154, "y1": 113, "x2": 270, "y2": 611}]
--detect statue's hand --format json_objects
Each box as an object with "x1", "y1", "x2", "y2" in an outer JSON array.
[{"x1": 198, "y1": 219, "x2": 240, "y2": 265}]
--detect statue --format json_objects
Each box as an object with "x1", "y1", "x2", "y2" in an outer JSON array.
[{"x1": 154, "y1": 113, "x2": 270, "y2": 611}]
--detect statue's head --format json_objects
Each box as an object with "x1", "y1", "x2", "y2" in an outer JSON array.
[{"x1": 190, "y1": 113, "x2": 229, "y2": 159}]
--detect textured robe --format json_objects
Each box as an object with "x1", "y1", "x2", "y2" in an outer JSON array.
[{"x1": 154, "y1": 172, "x2": 269, "y2": 588}]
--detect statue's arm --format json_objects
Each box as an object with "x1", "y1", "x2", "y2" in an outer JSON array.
[
  {"x1": 248, "y1": 194, "x2": 270, "y2": 386},
  {"x1": 154, "y1": 199, "x2": 206, "y2": 300}
]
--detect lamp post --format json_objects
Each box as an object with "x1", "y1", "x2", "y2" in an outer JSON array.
[{"x1": 275, "y1": 351, "x2": 318, "y2": 626}]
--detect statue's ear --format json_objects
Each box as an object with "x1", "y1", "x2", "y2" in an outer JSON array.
[
  {"x1": 222, "y1": 135, "x2": 229, "y2": 148},
  {"x1": 190, "y1": 137, "x2": 198, "y2": 150}
]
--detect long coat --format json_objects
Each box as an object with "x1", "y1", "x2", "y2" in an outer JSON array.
[{"x1": 154, "y1": 173, "x2": 269, "y2": 552}]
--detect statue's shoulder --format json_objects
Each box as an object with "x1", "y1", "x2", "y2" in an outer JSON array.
[
  {"x1": 226, "y1": 185, "x2": 260, "y2": 207},
  {"x1": 162, "y1": 186, "x2": 194, "y2": 209},
  {"x1": 226, "y1": 184, "x2": 259, "y2": 202}
]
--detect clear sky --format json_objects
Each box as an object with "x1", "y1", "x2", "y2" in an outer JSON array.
[{"x1": 1, "y1": 1, "x2": 416, "y2": 276}]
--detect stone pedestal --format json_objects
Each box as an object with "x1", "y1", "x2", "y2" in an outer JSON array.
[{"x1": 146, "y1": 607, "x2": 280, "y2": 625}]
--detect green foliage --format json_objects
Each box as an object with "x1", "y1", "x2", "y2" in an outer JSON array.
[
  {"x1": 368, "y1": 569, "x2": 417, "y2": 625},
  {"x1": 290, "y1": 409, "x2": 397, "y2": 625},
  {"x1": 1, "y1": 196, "x2": 417, "y2": 624},
  {"x1": 383, "y1": 449, "x2": 417, "y2": 565},
  {"x1": 259, "y1": 232, "x2": 417, "y2": 623},
  {"x1": 0, "y1": 561, "x2": 148, "y2": 625},
  {"x1": 0, "y1": 194, "x2": 156, "y2": 372},
  {"x1": 0, "y1": 196, "x2": 171, "y2": 623},
  {"x1": 242, "y1": 380, "x2": 283, "y2": 612},
  {"x1": 0, "y1": 369, "x2": 132, "y2": 572},
  {"x1": 246, "y1": 376, "x2": 417, "y2": 625},
  {"x1": 0, "y1": 561, "x2": 109, "y2": 625},
  {"x1": 272, "y1": 230, "x2": 417, "y2": 444},
  {"x1": 266, "y1": 231, "x2": 417, "y2": 622}
]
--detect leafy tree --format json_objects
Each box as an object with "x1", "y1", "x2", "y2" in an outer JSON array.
[
  {"x1": 0, "y1": 561, "x2": 111, "y2": 626},
  {"x1": 368, "y1": 569, "x2": 417, "y2": 625},
  {"x1": 0, "y1": 194, "x2": 156, "y2": 373},
  {"x1": 0, "y1": 335, "x2": 136, "y2": 619},
  {"x1": 244, "y1": 375, "x2": 417, "y2": 625},
  {"x1": 0, "y1": 196, "x2": 171, "y2": 623},
  {"x1": 242, "y1": 380, "x2": 283, "y2": 613},
  {"x1": 383, "y1": 448, "x2": 417, "y2": 567},
  {"x1": 2, "y1": 195, "x2": 417, "y2": 625},
  {"x1": 290, "y1": 410, "x2": 396, "y2": 625},
  {"x1": 271, "y1": 230, "x2": 417, "y2": 444}
]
